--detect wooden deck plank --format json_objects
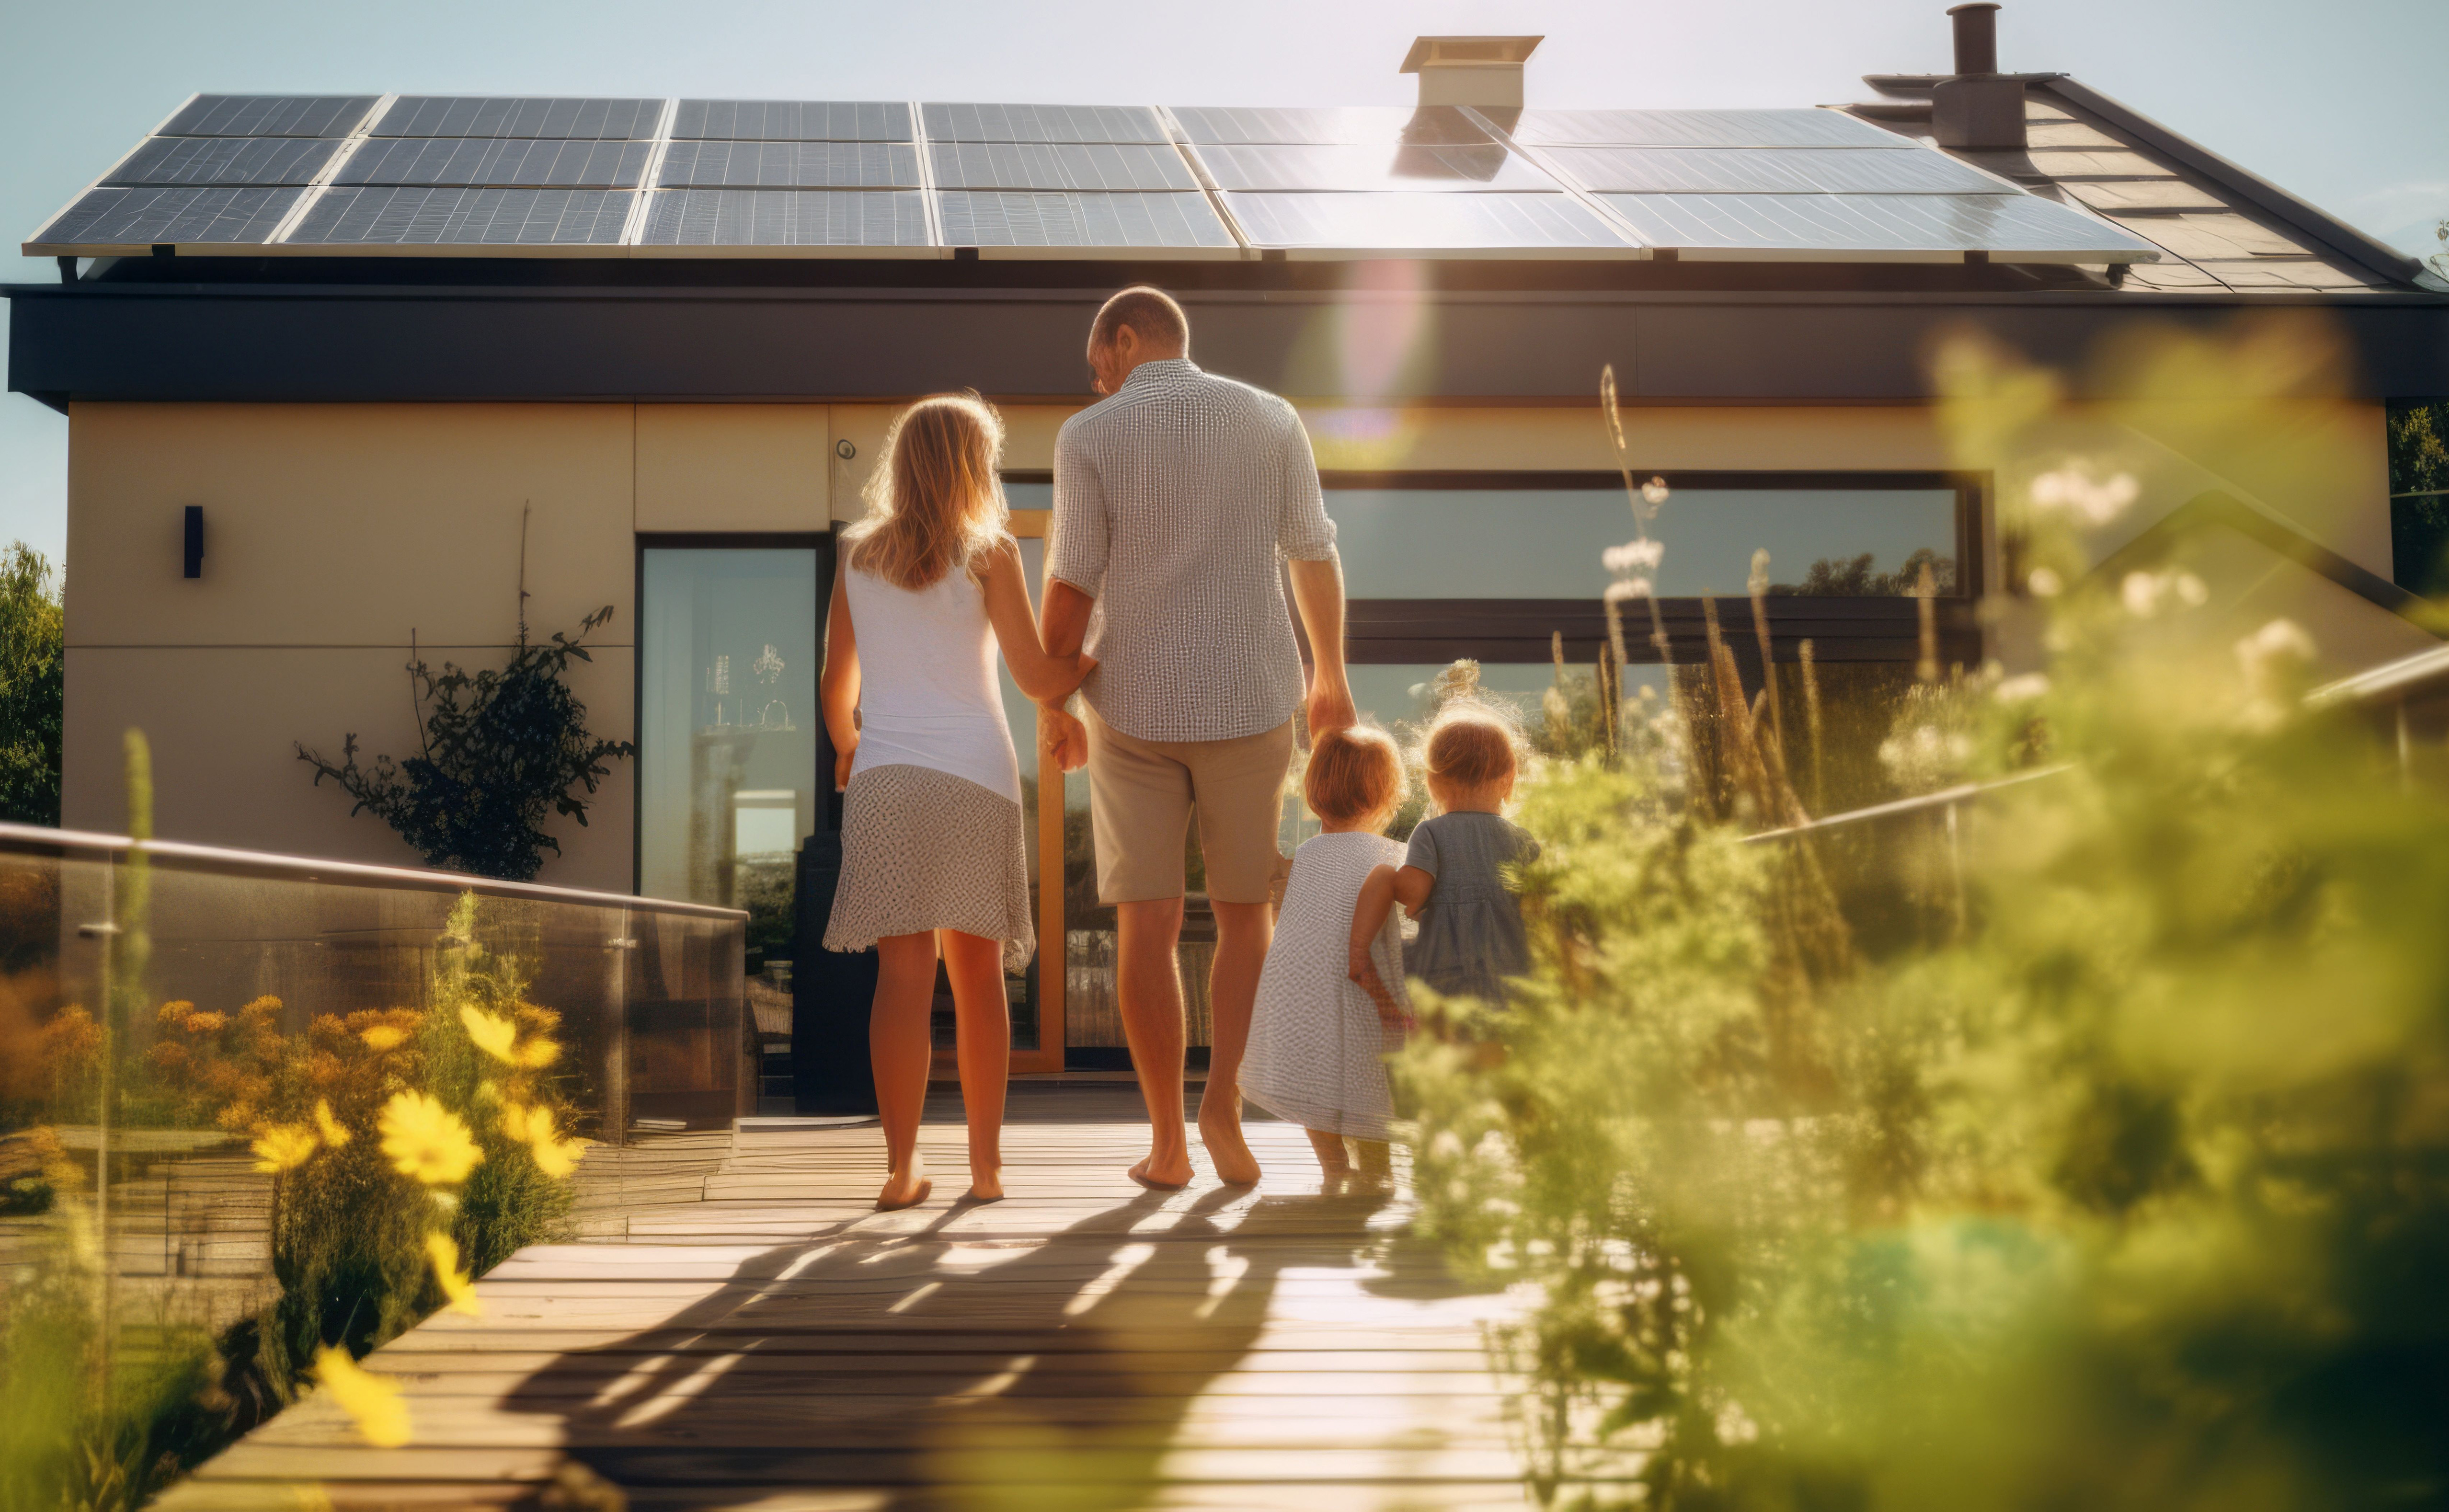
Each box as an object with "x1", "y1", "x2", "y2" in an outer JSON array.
[{"x1": 156, "y1": 1083, "x2": 1529, "y2": 1511}]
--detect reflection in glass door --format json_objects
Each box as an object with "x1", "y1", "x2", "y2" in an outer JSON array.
[{"x1": 639, "y1": 542, "x2": 825, "y2": 1101}]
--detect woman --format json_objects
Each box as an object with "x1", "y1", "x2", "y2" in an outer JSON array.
[{"x1": 820, "y1": 394, "x2": 1091, "y2": 1210}]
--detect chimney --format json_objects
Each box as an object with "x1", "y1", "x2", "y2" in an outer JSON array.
[
  {"x1": 1931, "y1": 4, "x2": 2026, "y2": 150},
  {"x1": 1399, "y1": 36, "x2": 1543, "y2": 111}
]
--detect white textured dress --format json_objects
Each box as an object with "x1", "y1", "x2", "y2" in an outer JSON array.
[{"x1": 1239, "y1": 831, "x2": 1409, "y2": 1141}]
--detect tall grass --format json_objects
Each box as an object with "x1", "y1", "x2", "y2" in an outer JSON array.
[{"x1": 1395, "y1": 318, "x2": 2449, "y2": 1508}]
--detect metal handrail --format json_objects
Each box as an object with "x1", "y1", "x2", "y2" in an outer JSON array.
[
  {"x1": 1741, "y1": 764, "x2": 2071, "y2": 844},
  {"x1": 0, "y1": 820, "x2": 746, "y2": 921}
]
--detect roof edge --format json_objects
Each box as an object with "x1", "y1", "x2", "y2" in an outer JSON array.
[
  {"x1": 2029, "y1": 77, "x2": 2423, "y2": 287},
  {"x1": 2091, "y1": 488, "x2": 2438, "y2": 630}
]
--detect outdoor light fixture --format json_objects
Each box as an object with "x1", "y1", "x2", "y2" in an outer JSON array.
[{"x1": 182, "y1": 505, "x2": 204, "y2": 578}]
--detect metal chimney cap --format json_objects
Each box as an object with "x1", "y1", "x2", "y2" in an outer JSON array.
[{"x1": 1400, "y1": 35, "x2": 1544, "y2": 73}]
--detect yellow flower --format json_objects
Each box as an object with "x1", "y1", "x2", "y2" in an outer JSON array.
[
  {"x1": 359, "y1": 1024, "x2": 408, "y2": 1053},
  {"x1": 312, "y1": 1100, "x2": 353, "y2": 1148},
  {"x1": 424, "y1": 1231, "x2": 482, "y2": 1317},
  {"x1": 250, "y1": 1124, "x2": 319, "y2": 1174},
  {"x1": 181, "y1": 1010, "x2": 229, "y2": 1034},
  {"x1": 530, "y1": 1133, "x2": 589, "y2": 1179},
  {"x1": 513, "y1": 1036, "x2": 562, "y2": 1069},
  {"x1": 378, "y1": 1091, "x2": 482, "y2": 1186},
  {"x1": 502, "y1": 1102, "x2": 589, "y2": 1179},
  {"x1": 458, "y1": 1005, "x2": 519, "y2": 1063},
  {"x1": 312, "y1": 1345, "x2": 411, "y2": 1448}
]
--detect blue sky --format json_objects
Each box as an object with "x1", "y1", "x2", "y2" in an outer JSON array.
[{"x1": 3, "y1": 0, "x2": 2443, "y2": 571}]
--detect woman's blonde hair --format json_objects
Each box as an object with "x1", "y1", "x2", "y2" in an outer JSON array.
[{"x1": 844, "y1": 393, "x2": 1011, "y2": 590}]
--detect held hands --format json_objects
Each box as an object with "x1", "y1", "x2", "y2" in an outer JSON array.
[
  {"x1": 1040, "y1": 704, "x2": 1091, "y2": 773},
  {"x1": 1347, "y1": 941, "x2": 1407, "y2": 1028}
]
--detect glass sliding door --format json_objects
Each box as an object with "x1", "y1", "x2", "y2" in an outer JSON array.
[{"x1": 639, "y1": 540, "x2": 826, "y2": 1100}]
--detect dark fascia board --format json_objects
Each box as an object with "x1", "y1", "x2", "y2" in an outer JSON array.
[
  {"x1": 2090, "y1": 488, "x2": 2438, "y2": 628},
  {"x1": 8, "y1": 281, "x2": 2447, "y2": 405},
  {"x1": 1865, "y1": 72, "x2": 2422, "y2": 287}
]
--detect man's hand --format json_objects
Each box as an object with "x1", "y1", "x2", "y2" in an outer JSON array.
[
  {"x1": 1306, "y1": 673, "x2": 1357, "y2": 740},
  {"x1": 1040, "y1": 705, "x2": 1091, "y2": 773}
]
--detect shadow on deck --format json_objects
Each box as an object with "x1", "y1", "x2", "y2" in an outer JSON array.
[{"x1": 157, "y1": 1082, "x2": 1530, "y2": 1511}]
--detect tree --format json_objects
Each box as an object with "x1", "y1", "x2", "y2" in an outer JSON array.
[
  {"x1": 0, "y1": 544, "x2": 64, "y2": 826},
  {"x1": 2388, "y1": 398, "x2": 2449, "y2": 598}
]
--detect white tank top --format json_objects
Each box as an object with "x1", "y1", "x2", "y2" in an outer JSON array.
[{"x1": 844, "y1": 558, "x2": 1022, "y2": 805}]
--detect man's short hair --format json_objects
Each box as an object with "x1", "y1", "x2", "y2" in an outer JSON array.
[{"x1": 1090, "y1": 286, "x2": 1189, "y2": 354}]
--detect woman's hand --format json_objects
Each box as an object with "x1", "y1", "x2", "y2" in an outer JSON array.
[
  {"x1": 833, "y1": 735, "x2": 858, "y2": 792},
  {"x1": 1040, "y1": 705, "x2": 1091, "y2": 773}
]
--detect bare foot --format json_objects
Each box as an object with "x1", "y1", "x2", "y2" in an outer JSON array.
[
  {"x1": 968, "y1": 1169, "x2": 1004, "y2": 1203},
  {"x1": 1198, "y1": 1101, "x2": 1263, "y2": 1187},
  {"x1": 1127, "y1": 1155, "x2": 1192, "y2": 1191},
  {"x1": 875, "y1": 1172, "x2": 932, "y2": 1212}
]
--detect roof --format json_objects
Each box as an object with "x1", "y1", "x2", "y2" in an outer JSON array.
[
  {"x1": 1845, "y1": 76, "x2": 2426, "y2": 292},
  {"x1": 22, "y1": 92, "x2": 2167, "y2": 266}
]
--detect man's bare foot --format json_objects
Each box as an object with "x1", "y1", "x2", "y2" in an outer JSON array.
[
  {"x1": 1127, "y1": 1154, "x2": 1192, "y2": 1191},
  {"x1": 1198, "y1": 1097, "x2": 1262, "y2": 1186},
  {"x1": 968, "y1": 1169, "x2": 1004, "y2": 1203},
  {"x1": 875, "y1": 1172, "x2": 932, "y2": 1211}
]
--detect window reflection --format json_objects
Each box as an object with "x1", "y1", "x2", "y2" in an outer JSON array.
[
  {"x1": 1325, "y1": 483, "x2": 1959, "y2": 599},
  {"x1": 638, "y1": 548, "x2": 818, "y2": 1071}
]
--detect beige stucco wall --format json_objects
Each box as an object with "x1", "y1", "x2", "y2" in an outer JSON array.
[{"x1": 62, "y1": 394, "x2": 2406, "y2": 885}]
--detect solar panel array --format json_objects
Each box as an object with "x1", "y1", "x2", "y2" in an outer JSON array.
[{"x1": 28, "y1": 93, "x2": 2163, "y2": 264}]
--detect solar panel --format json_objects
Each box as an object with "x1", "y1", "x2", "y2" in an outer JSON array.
[
  {"x1": 372, "y1": 97, "x2": 664, "y2": 140},
  {"x1": 1224, "y1": 191, "x2": 1632, "y2": 252},
  {"x1": 1169, "y1": 106, "x2": 1489, "y2": 146},
  {"x1": 927, "y1": 142, "x2": 1195, "y2": 192},
  {"x1": 657, "y1": 141, "x2": 920, "y2": 189},
  {"x1": 161, "y1": 95, "x2": 378, "y2": 138},
  {"x1": 674, "y1": 100, "x2": 913, "y2": 141},
  {"x1": 289, "y1": 186, "x2": 634, "y2": 244},
  {"x1": 1190, "y1": 142, "x2": 1556, "y2": 193},
  {"x1": 103, "y1": 136, "x2": 341, "y2": 187},
  {"x1": 1539, "y1": 145, "x2": 2005, "y2": 196},
  {"x1": 1224, "y1": 191, "x2": 1631, "y2": 252},
  {"x1": 340, "y1": 138, "x2": 652, "y2": 188},
  {"x1": 640, "y1": 189, "x2": 932, "y2": 246},
  {"x1": 30, "y1": 185, "x2": 302, "y2": 248},
  {"x1": 936, "y1": 190, "x2": 1234, "y2": 249},
  {"x1": 1513, "y1": 109, "x2": 1908, "y2": 150},
  {"x1": 922, "y1": 103, "x2": 1168, "y2": 145},
  {"x1": 1595, "y1": 192, "x2": 2163, "y2": 260}
]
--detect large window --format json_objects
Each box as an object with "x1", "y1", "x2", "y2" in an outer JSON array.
[{"x1": 638, "y1": 539, "x2": 825, "y2": 996}]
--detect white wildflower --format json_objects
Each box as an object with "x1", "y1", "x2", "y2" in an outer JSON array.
[
  {"x1": 1602, "y1": 538, "x2": 1665, "y2": 573},
  {"x1": 2122, "y1": 571, "x2": 2161, "y2": 617},
  {"x1": 2030, "y1": 468, "x2": 2140, "y2": 526},
  {"x1": 2174, "y1": 571, "x2": 2208, "y2": 607},
  {"x1": 1994, "y1": 673, "x2": 2051, "y2": 703},
  {"x1": 2026, "y1": 566, "x2": 2062, "y2": 598},
  {"x1": 1641, "y1": 477, "x2": 1670, "y2": 507}
]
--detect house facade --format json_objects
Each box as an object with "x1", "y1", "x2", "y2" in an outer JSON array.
[{"x1": 10, "y1": 17, "x2": 2445, "y2": 1067}]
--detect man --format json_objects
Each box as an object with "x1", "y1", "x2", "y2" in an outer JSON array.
[{"x1": 1038, "y1": 286, "x2": 1356, "y2": 1189}]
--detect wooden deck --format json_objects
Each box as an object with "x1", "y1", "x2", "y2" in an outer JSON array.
[{"x1": 159, "y1": 1082, "x2": 1532, "y2": 1511}]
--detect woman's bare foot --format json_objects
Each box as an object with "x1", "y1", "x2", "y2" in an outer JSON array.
[
  {"x1": 875, "y1": 1170, "x2": 932, "y2": 1211},
  {"x1": 1127, "y1": 1154, "x2": 1192, "y2": 1191},
  {"x1": 968, "y1": 1169, "x2": 1004, "y2": 1203},
  {"x1": 1198, "y1": 1102, "x2": 1262, "y2": 1187}
]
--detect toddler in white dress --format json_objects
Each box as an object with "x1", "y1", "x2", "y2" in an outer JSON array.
[{"x1": 1239, "y1": 725, "x2": 1410, "y2": 1188}]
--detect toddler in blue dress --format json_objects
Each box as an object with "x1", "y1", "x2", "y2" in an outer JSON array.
[{"x1": 1349, "y1": 702, "x2": 1539, "y2": 1016}]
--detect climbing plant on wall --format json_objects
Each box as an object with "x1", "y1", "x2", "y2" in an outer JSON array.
[{"x1": 297, "y1": 607, "x2": 634, "y2": 882}]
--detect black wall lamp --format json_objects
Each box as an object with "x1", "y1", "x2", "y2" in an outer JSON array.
[{"x1": 182, "y1": 505, "x2": 204, "y2": 578}]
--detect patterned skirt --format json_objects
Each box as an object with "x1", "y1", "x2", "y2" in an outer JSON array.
[{"x1": 823, "y1": 764, "x2": 1034, "y2": 974}]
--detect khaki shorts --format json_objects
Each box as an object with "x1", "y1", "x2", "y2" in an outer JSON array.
[{"x1": 1085, "y1": 711, "x2": 1294, "y2": 906}]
